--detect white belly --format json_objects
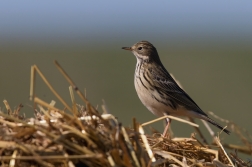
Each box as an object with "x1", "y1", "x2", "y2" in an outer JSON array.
[{"x1": 134, "y1": 76, "x2": 166, "y2": 117}]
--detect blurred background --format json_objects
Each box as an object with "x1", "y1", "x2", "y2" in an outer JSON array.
[{"x1": 0, "y1": 1, "x2": 251, "y2": 147}]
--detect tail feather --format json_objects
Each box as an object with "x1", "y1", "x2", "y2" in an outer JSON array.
[{"x1": 203, "y1": 116, "x2": 230, "y2": 135}]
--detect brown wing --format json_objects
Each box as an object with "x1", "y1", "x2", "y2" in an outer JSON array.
[{"x1": 149, "y1": 64, "x2": 208, "y2": 117}]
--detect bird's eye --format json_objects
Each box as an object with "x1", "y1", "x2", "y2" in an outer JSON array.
[{"x1": 138, "y1": 47, "x2": 142, "y2": 50}]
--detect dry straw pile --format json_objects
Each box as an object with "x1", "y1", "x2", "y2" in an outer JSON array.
[{"x1": 0, "y1": 61, "x2": 251, "y2": 167}]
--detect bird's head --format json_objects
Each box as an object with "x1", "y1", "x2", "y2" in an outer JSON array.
[{"x1": 122, "y1": 41, "x2": 160, "y2": 63}]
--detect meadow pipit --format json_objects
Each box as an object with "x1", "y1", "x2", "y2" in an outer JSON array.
[{"x1": 122, "y1": 41, "x2": 230, "y2": 136}]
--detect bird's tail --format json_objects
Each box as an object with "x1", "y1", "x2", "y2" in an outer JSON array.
[{"x1": 203, "y1": 116, "x2": 230, "y2": 135}]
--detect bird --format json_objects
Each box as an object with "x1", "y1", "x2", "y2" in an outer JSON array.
[{"x1": 122, "y1": 41, "x2": 230, "y2": 136}]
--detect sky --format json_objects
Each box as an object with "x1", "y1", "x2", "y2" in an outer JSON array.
[{"x1": 1, "y1": 1, "x2": 252, "y2": 41}]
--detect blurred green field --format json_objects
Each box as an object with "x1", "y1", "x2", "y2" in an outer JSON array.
[{"x1": 0, "y1": 39, "x2": 252, "y2": 141}]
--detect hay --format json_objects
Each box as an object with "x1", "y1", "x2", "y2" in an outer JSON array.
[{"x1": 0, "y1": 61, "x2": 251, "y2": 167}]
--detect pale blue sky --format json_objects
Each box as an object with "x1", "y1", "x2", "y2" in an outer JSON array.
[{"x1": 1, "y1": 1, "x2": 252, "y2": 40}]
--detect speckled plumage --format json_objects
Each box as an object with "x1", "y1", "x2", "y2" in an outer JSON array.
[{"x1": 122, "y1": 41, "x2": 230, "y2": 135}]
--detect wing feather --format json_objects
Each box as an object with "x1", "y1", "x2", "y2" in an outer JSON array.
[{"x1": 150, "y1": 64, "x2": 208, "y2": 116}]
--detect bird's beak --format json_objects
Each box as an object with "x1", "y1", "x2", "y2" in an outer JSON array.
[{"x1": 122, "y1": 47, "x2": 132, "y2": 51}]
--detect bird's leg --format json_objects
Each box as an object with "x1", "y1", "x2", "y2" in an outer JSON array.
[{"x1": 162, "y1": 118, "x2": 172, "y2": 138}]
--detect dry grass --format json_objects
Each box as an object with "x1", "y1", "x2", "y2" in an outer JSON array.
[{"x1": 0, "y1": 61, "x2": 251, "y2": 167}]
